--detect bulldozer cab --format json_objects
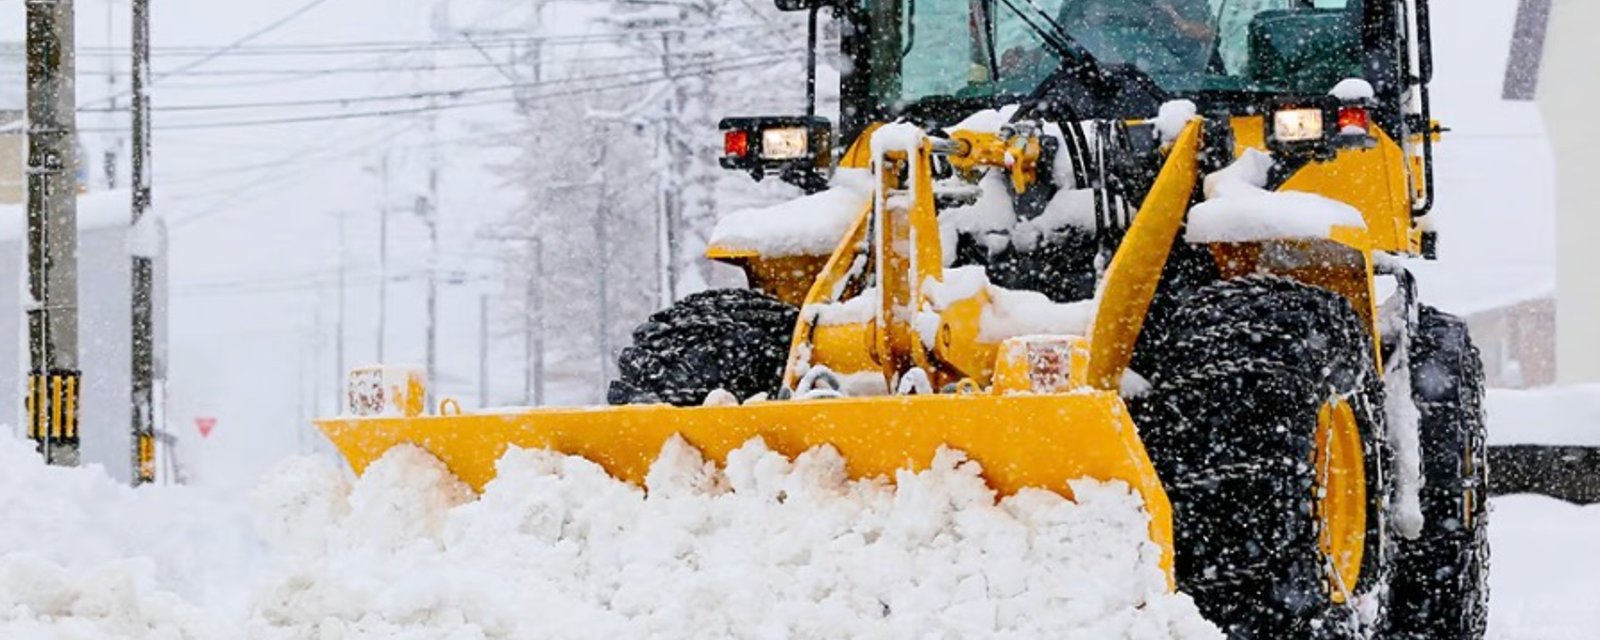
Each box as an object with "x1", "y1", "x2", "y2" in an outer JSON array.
[{"x1": 831, "y1": 0, "x2": 1431, "y2": 149}]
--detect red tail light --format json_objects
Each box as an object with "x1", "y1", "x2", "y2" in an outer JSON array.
[
  {"x1": 1337, "y1": 107, "x2": 1370, "y2": 133},
  {"x1": 724, "y1": 130, "x2": 749, "y2": 157}
]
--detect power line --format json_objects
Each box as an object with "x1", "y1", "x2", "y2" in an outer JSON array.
[
  {"x1": 75, "y1": 59, "x2": 514, "y2": 77},
  {"x1": 77, "y1": 0, "x2": 341, "y2": 112},
  {"x1": 79, "y1": 49, "x2": 803, "y2": 114},
  {"x1": 81, "y1": 53, "x2": 799, "y2": 132},
  {"x1": 152, "y1": 0, "x2": 341, "y2": 79},
  {"x1": 74, "y1": 23, "x2": 779, "y2": 58}
]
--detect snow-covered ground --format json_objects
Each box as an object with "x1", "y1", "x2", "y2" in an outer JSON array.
[
  {"x1": 3, "y1": 383, "x2": 1599, "y2": 638},
  {"x1": 1487, "y1": 496, "x2": 1600, "y2": 640},
  {"x1": 0, "y1": 432, "x2": 1220, "y2": 638}
]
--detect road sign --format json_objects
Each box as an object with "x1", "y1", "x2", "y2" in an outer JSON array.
[{"x1": 195, "y1": 417, "x2": 216, "y2": 438}]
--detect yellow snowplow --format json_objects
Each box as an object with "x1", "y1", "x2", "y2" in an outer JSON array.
[{"x1": 322, "y1": 0, "x2": 1490, "y2": 637}]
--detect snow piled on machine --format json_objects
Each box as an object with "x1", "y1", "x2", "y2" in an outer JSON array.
[
  {"x1": 1186, "y1": 148, "x2": 1366, "y2": 243},
  {"x1": 707, "y1": 170, "x2": 872, "y2": 258},
  {"x1": 0, "y1": 430, "x2": 1222, "y2": 638}
]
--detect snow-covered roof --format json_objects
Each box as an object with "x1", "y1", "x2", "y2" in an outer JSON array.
[{"x1": 0, "y1": 189, "x2": 135, "y2": 243}]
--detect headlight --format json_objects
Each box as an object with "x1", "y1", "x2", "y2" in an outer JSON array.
[
  {"x1": 761, "y1": 127, "x2": 810, "y2": 160},
  {"x1": 1273, "y1": 108, "x2": 1325, "y2": 142}
]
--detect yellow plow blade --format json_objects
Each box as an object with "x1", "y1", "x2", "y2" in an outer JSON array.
[{"x1": 317, "y1": 391, "x2": 1174, "y2": 586}]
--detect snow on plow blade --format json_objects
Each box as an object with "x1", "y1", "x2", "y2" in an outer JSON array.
[{"x1": 316, "y1": 390, "x2": 1175, "y2": 584}]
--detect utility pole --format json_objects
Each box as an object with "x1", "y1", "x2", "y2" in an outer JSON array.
[
  {"x1": 594, "y1": 142, "x2": 611, "y2": 398},
  {"x1": 25, "y1": 0, "x2": 83, "y2": 467},
  {"x1": 417, "y1": 193, "x2": 438, "y2": 407},
  {"x1": 376, "y1": 152, "x2": 390, "y2": 363},
  {"x1": 526, "y1": 3, "x2": 547, "y2": 406},
  {"x1": 102, "y1": 0, "x2": 120, "y2": 190},
  {"x1": 527, "y1": 238, "x2": 543, "y2": 405},
  {"x1": 334, "y1": 210, "x2": 348, "y2": 405},
  {"x1": 478, "y1": 293, "x2": 489, "y2": 407},
  {"x1": 130, "y1": 0, "x2": 157, "y2": 484},
  {"x1": 657, "y1": 32, "x2": 682, "y2": 305},
  {"x1": 423, "y1": 1, "x2": 444, "y2": 407}
]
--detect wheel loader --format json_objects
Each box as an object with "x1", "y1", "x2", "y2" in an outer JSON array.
[{"x1": 319, "y1": 0, "x2": 1490, "y2": 637}]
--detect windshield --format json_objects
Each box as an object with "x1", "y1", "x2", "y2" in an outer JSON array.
[{"x1": 876, "y1": 0, "x2": 1360, "y2": 110}]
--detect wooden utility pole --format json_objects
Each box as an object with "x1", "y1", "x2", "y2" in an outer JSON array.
[
  {"x1": 478, "y1": 293, "x2": 489, "y2": 407},
  {"x1": 25, "y1": 0, "x2": 83, "y2": 466},
  {"x1": 130, "y1": 0, "x2": 157, "y2": 484},
  {"x1": 376, "y1": 152, "x2": 390, "y2": 363}
]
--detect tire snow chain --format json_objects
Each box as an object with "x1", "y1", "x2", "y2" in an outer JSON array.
[
  {"x1": 1166, "y1": 456, "x2": 1303, "y2": 492},
  {"x1": 1159, "y1": 358, "x2": 1305, "y2": 392}
]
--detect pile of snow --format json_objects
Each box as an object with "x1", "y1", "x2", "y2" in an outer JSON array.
[
  {"x1": 1186, "y1": 149, "x2": 1366, "y2": 244},
  {"x1": 1487, "y1": 496, "x2": 1600, "y2": 640},
  {"x1": 707, "y1": 170, "x2": 870, "y2": 258},
  {"x1": 938, "y1": 172, "x2": 1021, "y2": 261},
  {"x1": 248, "y1": 439, "x2": 1219, "y2": 638},
  {"x1": 919, "y1": 265, "x2": 1096, "y2": 343},
  {"x1": 1485, "y1": 385, "x2": 1600, "y2": 446},
  {"x1": 1329, "y1": 78, "x2": 1376, "y2": 102},
  {"x1": 1152, "y1": 100, "x2": 1198, "y2": 144},
  {"x1": 0, "y1": 429, "x2": 1221, "y2": 638},
  {"x1": 0, "y1": 430, "x2": 258, "y2": 638}
]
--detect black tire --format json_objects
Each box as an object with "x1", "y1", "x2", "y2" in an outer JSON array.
[
  {"x1": 1132, "y1": 276, "x2": 1392, "y2": 639},
  {"x1": 1387, "y1": 306, "x2": 1490, "y2": 639},
  {"x1": 607, "y1": 288, "x2": 798, "y2": 407}
]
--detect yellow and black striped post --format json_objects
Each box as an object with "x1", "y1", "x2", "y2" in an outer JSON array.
[{"x1": 24, "y1": 369, "x2": 81, "y2": 456}]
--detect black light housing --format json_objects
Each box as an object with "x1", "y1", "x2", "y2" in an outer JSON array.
[
  {"x1": 719, "y1": 116, "x2": 833, "y2": 192},
  {"x1": 1264, "y1": 93, "x2": 1376, "y2": 161}
]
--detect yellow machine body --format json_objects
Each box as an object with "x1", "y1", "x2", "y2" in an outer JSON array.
[{"x1": 321, "y1": 101, "x2": 1428, "y2": 594}]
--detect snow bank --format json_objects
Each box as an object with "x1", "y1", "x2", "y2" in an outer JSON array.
[
  {"x1": 1186, "y1": 149, "x2": 1365, "y2": 244},
  {"x1": 247, "y1": 438, "x2": 1218, "y2": 639},
  {"x1": 707, "y1": 170, "x2": 870, "y2": 258},
  {"x1": 1485, "y1": 385, "x2": 1600, "y2": 446},
  {"x1": 0, "y1": 429, "x2": 1220, "y2": 638},
  {"x1": 0, "y1": 555, "x2": 222, "y2": 638},
  {"x1": 1487, "y1": 496, "x2": 1600, "y2": 640}
]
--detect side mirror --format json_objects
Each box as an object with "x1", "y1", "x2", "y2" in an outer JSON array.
[{"x1": 719, "y1": 116, "x2": 833, "y2": 192}]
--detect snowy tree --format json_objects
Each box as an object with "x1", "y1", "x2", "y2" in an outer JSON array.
[{"x1": 477, "y1": 0, "x2": 824, "y2": 403}]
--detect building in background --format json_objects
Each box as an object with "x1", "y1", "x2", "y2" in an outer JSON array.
[
  {"x1": 1, "y1": 42, "x2": 22, "y2": 204},
  {"x1": 1528, "y1": 0, "x2": 1600, "y2": 384},
  {"x1": 1463, "y1": 292, "x2": 1557, "y2": 389}
]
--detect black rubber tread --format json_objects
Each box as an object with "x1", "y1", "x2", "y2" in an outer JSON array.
[
  {"x1": 1386, "y1": 306, "x2": 1490, "y2": 639},
  {"x1": 1132, "y1": 276, "x2": 1392, "y2": 639},
  {"x1": 608, "y1": 289, "x2": 799, "y2": 407}
]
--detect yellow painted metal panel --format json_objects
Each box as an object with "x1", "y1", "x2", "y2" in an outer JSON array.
[
  {"x1": 51, "y1": 375, "x2": 62, "y2": 440},
  {"x1": 1085, "y1": 120, "x2": 1203, "y2": 390},
  {"x1": 64, "y1": 375, "x2": 77, "y2": 439},
  {"x1": 318, "y1": 391, "x2": 1175, "y2": 586},
  {"x1": 1280, "y1": 130, "x2": 1414, "y2": 254}
]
